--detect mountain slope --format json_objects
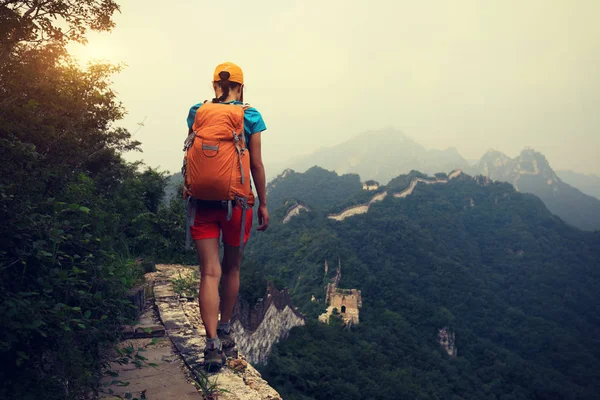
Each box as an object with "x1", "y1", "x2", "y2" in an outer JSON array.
[
  {"x1": 267, "y1": 166, "x2": 363, "y2": 212},
  {"x1": 557, "y1": 170, "x2": 600, "y2": 200},
  {"x1": 242, "y1": 168, "x2": 600, "y2": 400},
  {"x1": 471, "y1": 149, "x2": 600, "y2": 231},
  {"x1": 269, "y1": 128, "x2": 469, "y2": 184}
]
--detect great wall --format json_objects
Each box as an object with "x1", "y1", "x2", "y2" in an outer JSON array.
[
  {"x1": 276, "y1": 170, "x2": 463, "y2": 356},
  {"x1": 327, "y1": 169, "x2": 464, "y2": 221},
  {"x1": 231, "y1": 283, "x2": 306, "y2": 364},
  {"x1": 318, "y1": 259, "x2": 362, "y2": 326},
  {"x1": 282, "y1": 203, "x2": 310, "y2": 224}
]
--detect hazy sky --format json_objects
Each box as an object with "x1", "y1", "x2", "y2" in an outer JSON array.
[{"x1": 69, "y1": 0, "x2": 600, "y2": 177}]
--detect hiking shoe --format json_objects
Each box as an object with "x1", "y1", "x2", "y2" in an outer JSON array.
[
  {"x1": 203, "y1": 343, "x2": 225, "y2": 372},
  {"x1": 217, "y1": 327, "x2": 235, "y2": 349}
]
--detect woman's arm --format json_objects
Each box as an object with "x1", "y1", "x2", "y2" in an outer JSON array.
[{"x1": 248, "y1": 132, "x2": 269, "y2": 231}]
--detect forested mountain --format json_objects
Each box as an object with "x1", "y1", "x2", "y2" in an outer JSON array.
[
  {"x1": 265, "y1": 128, "x2": 600, "y2": 232},
  {"x1": 0, "y1": 3, "x2": 193, "y2": 397},
  {"x1": 470, "y1": 149, "x2": 600, "y2": 231},
  {"x1": 167, "y1": 140, "x2": 600, "y2": 233},
  {"x1": 240, "y1": 167, "x2": 600, "y2": 400},
  {"x1": 6, "y1": 0, "x2": 599, "y2": 399}
]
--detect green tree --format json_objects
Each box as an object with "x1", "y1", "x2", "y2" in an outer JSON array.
[
  {"x1": 1, "y1": 0, "x2": 120, "y2": 63},
  {"x1": 253, "y1": 167, "x2": 600, "y2": 400},
  {"x1": 0, "y1": 1, "x2": 187, "y2": 398}
]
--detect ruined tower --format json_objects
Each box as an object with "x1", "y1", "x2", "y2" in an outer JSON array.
[{"x1": 318, "y1": 258, "x2": 362, "y2": 326}]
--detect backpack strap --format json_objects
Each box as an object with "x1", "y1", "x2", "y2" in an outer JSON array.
[
  {"x1": 185, "y1": 197, "x2": 198, "y2": 250},
  {"x1": 226, "y1": 199, "x2": 233, "y2": 221},
  {"x1": 233, "y1": 131, "x2": 246, "y2": 184},
  {"x1": 234, "y1": 197, "x2": 250, "y2": 254},
  {"x1": 239, "y1": 200, "x2": 247, "y2": 253},
  {"x1": 229, "y1": 102, "x2": 248, "y2": 185}
]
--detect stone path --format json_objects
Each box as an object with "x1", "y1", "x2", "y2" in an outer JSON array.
[
  {"x1": 100, "y1": 293, "x2": 202, "y2": 399},
  {"x1": 100, "y1": 337, "x2": 202, "y2": 399},
  {"x1": 101, "y1": 264, "x2": 282, "y2": 400},
  {"x1": 153, "y1": 264, "x2": 282, "y2": 400}
]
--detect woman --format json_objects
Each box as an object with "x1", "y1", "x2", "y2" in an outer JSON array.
[{"x1": 185, "y1": 62, "x2": 270, "y2": 370}]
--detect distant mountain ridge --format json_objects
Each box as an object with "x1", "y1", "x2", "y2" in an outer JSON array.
[
  {"x1": 470, "y1": 148, "x2": 600, "y2": 231},
  {"x1": 165, "y1": 128, "x2": 600, "y2": 231},
  {"x1": 556, "y1": 170, "x2": 600, "y2": 200},
  {"x1": 268, "y1": 127, "x2": 600, "y2": 231},
  {"x1": 269, "y1": 128, "x2": 470, "y2": 184}
]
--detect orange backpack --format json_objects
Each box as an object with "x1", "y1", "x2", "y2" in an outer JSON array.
[{"x1": 182, "y1": 101, "x2": 254, "y2": 250}]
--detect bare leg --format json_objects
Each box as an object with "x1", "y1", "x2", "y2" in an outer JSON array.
[
  {"x1": 195, "y1": 238, "x2": 221, "y2": 339},
  {"x1": 219, "y1": 244, "x2": 242, "y2": 324}
]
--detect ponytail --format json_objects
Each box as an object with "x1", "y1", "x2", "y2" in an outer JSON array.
[{"x1": 212, "y1": 71, "x2": 242, "y2": 103}]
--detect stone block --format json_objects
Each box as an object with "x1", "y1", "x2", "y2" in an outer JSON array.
[
  {"x1": 134, "y1": 325, "x2": 165, "y2": 338},
  {"x1": 127, "y1": 284, "x2": 147, "y2": 318},
  {"x1": 121, "y1": 325, "x2": 135, "y2": 339}
]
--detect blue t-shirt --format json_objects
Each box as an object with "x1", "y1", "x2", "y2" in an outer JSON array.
[{"x1": 186, "y1": 100, "x2": 266, "y2": 145}]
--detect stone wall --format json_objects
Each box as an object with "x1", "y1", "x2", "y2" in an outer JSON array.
[
  {"x1": 319, "y1": 288, "x2": 362, "y2": 326},
  {"x1": 318, "y1": 259, "x2": 362, "y2": 326},
  {"x1": 328, "y1": 191, "x2": 388, "y2": 221},
  {"x1": 282, "y1": 203, "x2": 310, "y2": 224},
  {"x1": 231, "y1": 284, "x2": 305, "y2": 365}
]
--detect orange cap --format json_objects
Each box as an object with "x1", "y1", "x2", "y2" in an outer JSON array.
[{"x1": 213, "y1": 62, "x2": 244, "y2": 84}]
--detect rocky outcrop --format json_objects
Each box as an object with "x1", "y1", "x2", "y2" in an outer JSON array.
[
  {"x1": 438, "y1": 327, "x2": 457, "y2": 357},
  {"x1": 472, "y1": 149, "x2": 600, "y2": 230},
  {"x1": 232, "y1": 284, "x2": 306, "y2": 365}
]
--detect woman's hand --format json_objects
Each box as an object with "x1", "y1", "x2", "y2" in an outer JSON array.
[
  {"x1": 257, "y1": 204, "x2": 270, "y2": 231},
  {"x1": 249, "y1": 131, "x2": 269, "y2": 231}
]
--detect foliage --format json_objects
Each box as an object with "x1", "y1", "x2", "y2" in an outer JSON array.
[
  {"x1": 163, "y1": 172, "x2": 184, "y2": 203},
  {"x1": 238, "y1": 259, "x2": 268, "y2": 306},
  {"x1": 172, "y1": 269, "x2": 199, "y2": 298},
  {"x1": 3, "y1": 2, "x2": 599, "y2": 399},
  {"x1": 386, "y1": 169, "x2": 430, "y2": 191},
  {"x1": 191, "y1": 370, "x2": 229, "y2": 400},
  {"x1": 0, "y1": 0, "x2": 120, "y2": 63},
  {"x1": 0, "y1": 9, "x2": 192, "y2": 398},
  {"x1": 248, "y1": 169, "x2": 600, "y2": 400},
  {"x1": 267, "y1": 166, "x2": 363, "y2": 212},
  {"x1": 100, "y1": 338, "x2": 160, "y2": 400}
]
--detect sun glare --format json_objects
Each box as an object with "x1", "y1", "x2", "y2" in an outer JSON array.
[{"x1": 70, "y1": 39, "x2": 121, "y2": 66}]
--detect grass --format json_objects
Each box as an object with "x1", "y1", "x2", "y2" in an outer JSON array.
[{"x1": 171, "y1": 269, "x2": 199, "y2": 298}]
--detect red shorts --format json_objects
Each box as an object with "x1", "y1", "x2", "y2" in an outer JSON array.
[{"x1": 190, "y1": 206, "x2": 253, "y2": 246}]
